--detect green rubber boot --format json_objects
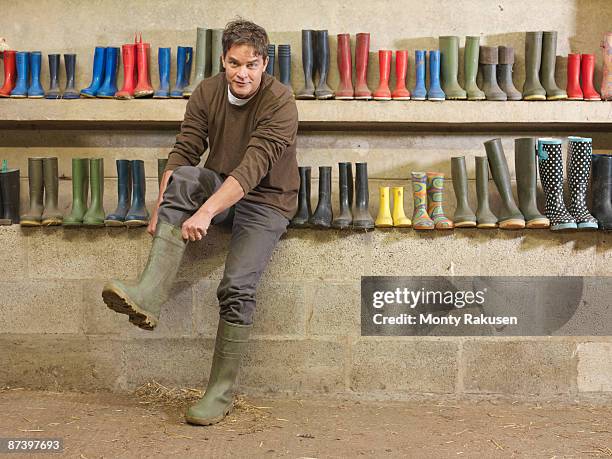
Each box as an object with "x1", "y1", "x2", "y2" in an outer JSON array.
[
  {"x1": 41, "y1": 157, "x2": 63, "y2": 226},
  {"x1": 464, "y1": 36, "x2": 485, "y2": 100},
  {"x1": 211, "y1": 29, "x2": 223, "y2": 76},
  {"x1": 186, "y1": 319, "x2": 252, "y2": 426},
  {"x1": 20, "y1": 157, "x2": 44, "y2": 226},
  {"x1": 83, "y1": 158, "x2": 105, "y2": 226},
  {"x1": 63, "y1": 158, "x2": 90, "y2": 226},
  {"x1": 102, "y1": 221, "x2": 187, "y2": 330},
  {"x1": 451, "y1": 156, "x2": 477, "y2": 228},
  {"x1": 522, "y1": 32, "x2": 547, "y2": 100},
  {"x1": 439, "y1": 36, "x2": 466, "y2": 99},
  {"x1": 183, "y1": 28, "x2": 212, "y2": 98},
  {"x1": 514, "y1": 138, "x2": 549, "y2": 228},
  {"x1": 475, "y1": 156, "x2": 498, "y2": 228},
  {"x1": 540, "y1": 31, "x2": 567, "y2": 100}
]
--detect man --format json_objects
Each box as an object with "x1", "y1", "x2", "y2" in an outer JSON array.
[{"x1": 101, "y1": 19, "x2": 299, "y2": 426}]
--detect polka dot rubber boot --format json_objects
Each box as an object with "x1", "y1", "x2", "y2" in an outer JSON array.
[
  {"x1": 567, "y1": 136, "x2": 599, "y2": 230},
  {"x1": 426, "y1": 172, "x2": 454, "y2": 229},
  {"x1": 537, "y1": 139, "x2": 577, "y2": 231},
  {"x1": 411, "y1": 172, "x2": 434, "y2": 230}
]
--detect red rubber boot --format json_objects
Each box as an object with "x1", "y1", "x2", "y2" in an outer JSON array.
[
  {"x1": 134, "y1": 35, "x2": 154, "y2": 98},
  {"x1": 566, "y1": 53, "x2": 583, "y2": 100},
  {"x1": 0, "y1": 50, "x2": 16, "y2": 97},
  {"x1": 373, "y1": 50, "x2": 392, "y2": 100},
  {"x1": 335, "y1": 33, "x2": 354, "y2": 99},
  {"x1": 392, "y1": 50, "x2": 410, "y2": 100},
  {"x1": 115, "y1": 44, "x2": 136, "y2": 99},
  {"x1": 354, "y1": 33, "x2": 372, "y2": 100},
  {"x1": 581, "y1": 54, "x2": 601, "y2": 101}
]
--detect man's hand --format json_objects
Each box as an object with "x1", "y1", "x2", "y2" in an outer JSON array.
[{"x1": 182, "y1": 209, "x2": 213, "y2": 241}]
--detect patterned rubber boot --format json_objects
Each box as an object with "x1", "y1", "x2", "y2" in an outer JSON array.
[
  {"x1": 567, "y1": 136, "x2": 599, "y2": 230},
  {"x1": 537, "y1": 139, "x2": 577, "y2": 231},
  {"x1": 426, "y1": 172, "x2": 454, "y2": 229},
  {"x1": 411, "y1": 172, "x2": 434, "y2": 230}
]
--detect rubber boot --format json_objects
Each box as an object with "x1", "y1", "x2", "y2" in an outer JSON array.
[
  {"x1": 266, "y1": 44, "x2": 275, "y2": 76},
  {"x1": 522, "y1": 32, "x2": 546, "y2": 101},
  {"x1": 10, "y1": 52, "x2": 28, "y2": 98},
  {"x1": 567, "y1": 136, "x2": 598, "y2": 230},
  {"x1": 411, "y1": 172, "x2": 434, "y2": 230},
  {"x1": 391, "y1": 50, "x2": 410, "y2": 100},
  {"x1": 278, "y1": 44, "x2": 292, "y2": 94},
  {"x1": 41, "y1": 157, "x2": 62, "y2": 226},
  {"x1": 566, "y1": 53, "x2": 583, "y2": 100},
  {"x1": 581, "y1": 54, "x2": 601, "y2": 101},
  {"x1": 0, "y1": 171, "x2": 7, "y2": 225},
  {"x1": 183, "y1": 28, "x2": 211, "y2": 97},
  {"x1": 427, "y1": 50, "x2": 445, "y2": 101},
  {"x1": 537, "y1": 139, "x2": 577, "y2": 231},
  {"x1": 426, "y1": 172, "x2": 454, "y2": 229},
  {"x1": 352, "y1": 162, "x2": 374, "y2": 229},
  {"x1": 81, "y1": 47, "x2": 106, "y2": 97},
  {"x1": 514, "y1": 138, "x2": 549, "y2": 228},
  {"x1": 290, "y1": 166, "x2": 312, "y2": 228},
  {"x1": 497, "y1": 46, "x2": 522, "y2": 101},
  {"x1": 484, "y1": 138, "x2": 525, "y2": 229},
  {"x1": 20, "y1": 158, "x2": 44, "y2": 226},
  {"x1": 153, "y1": 47, "x2": 171, "y2": 98},
  {"x1": 211, "y1": 29, "x2": 223, "y2": 76},
  {"x1": 45, "y1": 54, "x2": 62, "y2": 99},
  {"x1": 332, "y1": 162, "x2": 353, "y2": 229},
  {"x1": 309, "y1": 166, "x2": 333, "y2": 228},
  {"x1": 170, "y1": 46, "x2": 193, "y2": 98},
  {"x1": 602, "y1": 32, "x2": 612, "y2": 101},
  {"x1": 185, "y1": 319, "x2": 252, "y2": 425},
  {"x1": 335, "y1": 34, "x2": 354, "y2": 99},
  {"x1": 315, "y1": 30, "x2": 333, "y2": 99},
  {"x1": 372, "y1": 50, "x2": 392, "y2": 100},
  {"x1": 540, "y1": 31, "x2": 567, "y2": 100},
  {"x1": 63, "y1": 158, "x2": 90, "y2": 226},
  {"x1": 83, "y1": 158, "x2": 105, "y2": 226},
  {"x1": 0, "y1": 168, "x2": 20, "y2": 224},
  {"x1": 375, "y1": 186, "x2": 393, "y2": 227},
  {"x1": 296, "y1": 30, "x2": 316, "y2": 99},
  {"x1": 105, "y1": 160, "x2": 132, "y2": 226},
  {"x1": 451, "y1": 156, "x2": 477, "y2": 228},
  {"x1": 157, "y1": 158, "x2": 167, "y2": 188},
  {"x1": 480, "y1": 46, "x2": 507, "y2": 101},
  {"x1": 102, "y1": 221, "x2": 187, "y2": 330},
  {"x1": 0, "y1": 50, "x2": 16, "y2": 97},
  {"x1": 391, "y1": 186, "x2": 412, "y2": 227},
  {"x1": 412, "y1": 50, "x2": 427, "y2": 100},
  {"x1": 475, "y1": 156, "x2": 498, "y2": 228},
  {"x1": 464, "y1": 36, "x2": 485, "y2": 100},
  {"x1": 439, "y1": 36, "x2": 466, "y2": 99},
  {"x1": 125, "y1": 159, "x2": 149, "y2": 227},
  {"x1": 27, "y1": 51, "x2": 44, "y2": 98},
  {"x1": 354, "y1": 33, "x2": 372, "y2": 100},
  {"x1": 96, "y1": 47, "x2": 119, "y2": 98},
  {"x1": 115, "y1": 44, "x2": 137, "y2": 99},
  {"x1": 63, "y1": 54, "x2": 79, "y2": 99},
  {"x1": 134, "y1": 42, "x2": 155, "y2": 98},
  {"x1": 591, "y1": 154, "x2": 612, "y2": 230}
]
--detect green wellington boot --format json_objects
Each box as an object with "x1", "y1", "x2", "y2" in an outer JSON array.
[
  {"x1": 186, "y1": 319, "x2": 252, "y2": 426},
  {"x1": 515, "y1": 138, "x2": 549, "y2": 228},
  {"x1": 464, "y1": 36, "x2": 485, "y2": 100},
  {"x1": 183, "y1": 28, "x2": 212, "y2": 98},
  {"x1": 451, "y1": 157, "x2": 477, "y2": 227},
  {"x1": 41, "y1": 157, "x2": 63, "y2": 226},
  {"x1": 20, "y1": 157, "x2": 44, "y2": 226},
  {"x1": 64, "y1": 158, "x2": 90, "y2": 226},
  {"x1": 480, "y1": 46, "x2": 507, "y2": 101},
  {"x1": 439, "y1": 36, "x2": 467, "y2": 99},
  {"x1": 522, "y1": 32, "x2": 547, "y2": 100},
  {"x1": 540, "y1": 31, "x2": 567, "y2": 100},
  {"x1": 83, "y1": 158, "x2": 105, "y2": 226},
  {"x1": 484, "y1": 138, "x2": 525, "y2": 229},
  {"x1": 102, "y1": 221, "x2": 187, "y2": 330},
  {"x1": 475, "y1": 156, "x2": 498, "y2": 228},
  {"x1": 211, "y1": 29, "x2": 223, "y2": 76}
]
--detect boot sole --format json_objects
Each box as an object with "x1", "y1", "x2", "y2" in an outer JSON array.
[
  {"x1": 20, "y1": 220, "x2": 42, "y2": 227},
  {"x1": 526, "y1": 218, "x2": 550, "y2": 229},
  {"x1": 102, "y1": 286, "x2": 158, "y2": 331},
  {"x1": 41, "y1": 219, "x2": 63, "y2": 226},
  {"x1": 499, "y1": 219, "x2": 526, "y2": 230},
  {"x1": 477, "y1": 223, "x2": 498, "y2": 229},
  {"x1": 185, "y1": 404, "x2": 233, "y2": 426},
  {"x1": 454, "y1": 221, "x2": 477, "y2": 228},
  {"x1": 547, "y1": 95, "x2": 568, "y2": 101},
  {"x1": 125, "y1": 220, "x2": 149, "y2": 227},
  {"x1": 523, "y1": 95, "x2": 546, "y2": 101},
  {"x1": 104, "y1": 220, "x2": 126, "y2": 227}
]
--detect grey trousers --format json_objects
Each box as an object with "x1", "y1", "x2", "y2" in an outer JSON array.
[{"x1": 157, "y1": 166, "x2": 289, "y2": 325}]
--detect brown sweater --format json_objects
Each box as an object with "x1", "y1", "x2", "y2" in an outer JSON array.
[{"x1": 165, "y1": 72, "x2": 299, "y2": 219}]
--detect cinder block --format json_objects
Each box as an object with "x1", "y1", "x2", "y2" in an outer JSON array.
[
  {"x1": 0, "y1": 280, "x2": 83, "y2": 334},
  {"x1": 350, "y1": 339, "x2": 458, "y2": 394},
  {"x1": 577, "y1": 342, "x2": 612, "y2": 392},
  {"x1": 596, "y1": 234, "x2": 612, "y2": 275},
  {"x1": 463, "y1": 340, "x2": 576, "y2": 394},
  {"x1": 0, "y1": 226, "x2": 27, "y2": 280},
  {"x1": 310, "y1": 282, "x2": 360, "y2": 336}
]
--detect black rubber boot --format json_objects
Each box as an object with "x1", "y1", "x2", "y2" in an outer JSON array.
[
  {"x1": 45, "y1": 54, "x2": 62, "y2": 99},
  {"x1": 266, "y1": 44, "x2": 275, "y2": 75},
  {"x1": 290, "y1": 166, "x2": 312, "y2": 228},
  {"x1": 514, "y1": 138, "x2": 549, "y2": 228},
  {"x1": 62, "y1": 54, "x2": 79, "y2": 99},
  {"x1": 0, "y1": 167, "x2": 20, "y2": 224},
  {"x1": 309, "y1": 166, "x2": 333, "y2": 228},
  {"x1": 591, "y1": 154, "x2": 612, "y2": 230},
  {"x1": 352, "y1": 162, "x2": 374, "y2": 230},
  {"x1": 278, "y1": 44, "x2": 292, "y2": 94},
  {"x1": 332, "y1": 162, "x2": 353, "y2": 229},
  {"x1": 314, "y1": 30, "x2": 333, "y2": 99},
  {"x1": 296, "y1": 30, "x2": 316, "y2": 100}
]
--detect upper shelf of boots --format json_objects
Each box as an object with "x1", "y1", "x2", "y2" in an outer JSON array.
[{"x1": 0, "y1": 99, "x2": 610, "y2": 131}]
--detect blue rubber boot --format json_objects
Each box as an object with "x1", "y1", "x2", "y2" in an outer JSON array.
[
  {"x1": 10, "y1": 52, "x2": 29, "y2": 98},
  {"x1": 428, "y1": 50, "x2": 445, "y2": 101},
  {"x1": 105, "y1": 160, "x2": 132, "y2": 227},
  {"x1": 170, "y1": 46, "x2": 192, "y2": 98},
  {"x1": 80, "y1": 47, "x2": 106, "y2": 97},
  {"x1": 125, "y1": 160, "x2": 149, "y2": 227},
  {"x1": 153, "y1": 47, "x2": 171, "y2": 98},
  {"x1": 27, "y1": 51, "x2": 45, "y2": 98},
  {"x1": 96, "y1": 47, "x2": 119, "y2": 98},
  {"x1": 266, "y1": 44, "x2": 275, "y2": 75},
  {"x1": 412, "y1": 50, "x2": 427, "y2": 100}
]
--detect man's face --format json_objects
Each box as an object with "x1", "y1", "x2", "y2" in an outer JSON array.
[{"x1": 222, "y1": 44, "x2": 268, "y2": 99}]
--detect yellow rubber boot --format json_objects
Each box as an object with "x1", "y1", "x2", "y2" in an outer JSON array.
[
  {"x1": 375, "y1": 186, "x2": 393, "y2": 227},
  {"x1": 391, "y1": 186, "x2": 412, "y2": 227}
]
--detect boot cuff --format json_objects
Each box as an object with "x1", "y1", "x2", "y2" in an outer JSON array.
[
  {"x1": 479, "y1": 46, "x2": 498, "y2": 64},
  {"x1": 498, "y1": 46, "x2": 514, "y2": 64}
]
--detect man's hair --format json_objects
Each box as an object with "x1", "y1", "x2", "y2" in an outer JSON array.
[{"x1": 222, "y1": 18, "x2": 269, "y2": 59}]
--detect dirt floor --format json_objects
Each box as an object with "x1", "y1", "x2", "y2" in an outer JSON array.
[{"x1": 0, "y1": 387, "x2": 611, "y2": 459}]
